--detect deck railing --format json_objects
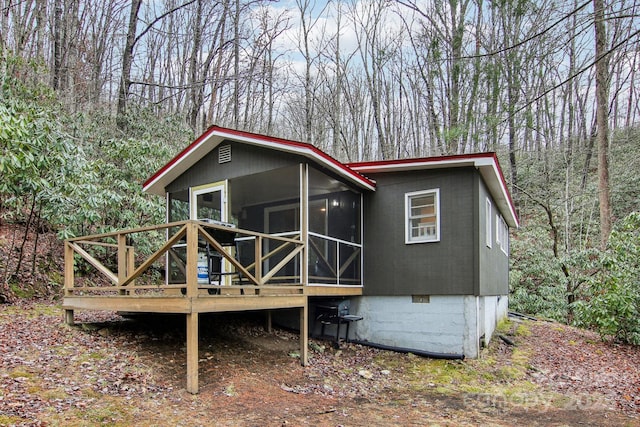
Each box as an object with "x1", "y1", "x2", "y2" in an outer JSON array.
[
  {"x1": 64, "y1": 220, "x2": 305, "y2": 297},
  {"x1": 308, "y1": 232, "x2": 361, "y2": 285}
]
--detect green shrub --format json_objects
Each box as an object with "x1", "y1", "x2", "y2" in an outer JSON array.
[{"x1": 573, "y1": 212, "x2": 640, "y2": 344}]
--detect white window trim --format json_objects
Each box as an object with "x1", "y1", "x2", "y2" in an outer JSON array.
[
  {"x1": 485, "y1": 198, "x2": 492, "y2": 248},
  {"x1": 405, "y1": 188, "x2": 440, "y2": 244},
  {"x1": 498, "y1": 215, "x2": 509, "y2": 255}
]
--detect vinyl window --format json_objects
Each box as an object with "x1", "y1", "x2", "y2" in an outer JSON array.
[{"x1": 405, "y1": 189, "x2": 440, "y2": 244}]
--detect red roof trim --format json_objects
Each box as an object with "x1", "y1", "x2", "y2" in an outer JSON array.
[
  {"x1": 349, "y1": 152, "x2": 519, "y2": 227},
  {"x1": 143, "y1": 125, "x2": 376, "y2": 191}
]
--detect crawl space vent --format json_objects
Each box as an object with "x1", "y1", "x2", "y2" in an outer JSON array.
[{"x1": 218, "y1": 145, "x2": 231, "y2": 163}]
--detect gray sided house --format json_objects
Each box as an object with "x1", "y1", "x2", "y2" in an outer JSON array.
[{"x1": 143, "y1": 126, "x2": 519, "y2": 359}]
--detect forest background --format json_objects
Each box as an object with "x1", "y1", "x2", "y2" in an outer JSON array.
[{"x1": 0, "y1": 0, "x2": 639, "y2": 344}]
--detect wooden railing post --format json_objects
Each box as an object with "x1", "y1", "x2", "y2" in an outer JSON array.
[
  {"x1": 186, "y1": 222, "x2": 198, "y2": 297},
  {"x1": 255, "y1": 236, "x2": 262, "y2": 285},
  {"x1": 117, "y1": 233, "x2": 127, "y2": 295},
  {"x1": 64, "y1": 241, "x2": 74, "y2": 296},
  {"x1": 126, "y1": 246, "x2": 135, "y2": 288},
  {"x1": 64, "y1": 241, "x2": 75, "y2": 324}
]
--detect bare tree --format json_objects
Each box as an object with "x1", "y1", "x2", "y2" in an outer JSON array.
[
  {"x1": 116, "y1": 0, "x2": 141, "y2": 130},
  {"x1": 594, "y1": 0, "x2": 611, "y2": 248}
]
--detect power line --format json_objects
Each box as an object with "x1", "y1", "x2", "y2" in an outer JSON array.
[
  {"x1": 508, "y1": 27, "x2": 640, "y2": 119},
  {"x1": 395, "y1": 0, "x2": 592, "y2": 61}
]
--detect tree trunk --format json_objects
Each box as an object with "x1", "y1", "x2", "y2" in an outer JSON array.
[
  {"x1": 117, "y1": 0, "x2": 142, "y2": 131},
  {"x1": 52, "y1": 0, "x2": 63, "y2": 90},
  {"x1": 188, "y1": 0, "x2": 203, "y2": 132},
  {"x1": 594, "y1": 0, "x2": 611, "y2": 249},
  {"x1": 233, "y1": 0, "x2": 240, "y2": 128}
]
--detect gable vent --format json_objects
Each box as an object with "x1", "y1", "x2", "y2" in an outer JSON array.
[{"x1": 218, "y1": 145, "x2": 231, "y2": 163}]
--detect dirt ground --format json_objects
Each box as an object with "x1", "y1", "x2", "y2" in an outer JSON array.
[{"x1": 1, "y1": 303, "x2": 639, "y2": 426}]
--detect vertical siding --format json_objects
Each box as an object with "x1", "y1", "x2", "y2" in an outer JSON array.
[
  {"x1": 477, "y1": 180, "x2": 509, "y2": 295},
  {"x1": 362, "y1": 168, "x2": 477, "y2": 296},
  {"x1": 166, "y1": 141, "x2": 304, "y2": 192}
]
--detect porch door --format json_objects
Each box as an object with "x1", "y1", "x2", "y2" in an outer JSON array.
[
  {"x1": 190, "y1": 182, "x2": 229, "y2": 284},
  {"x1": 190, "y1": 182, "x2": 227, "y2": 222}
]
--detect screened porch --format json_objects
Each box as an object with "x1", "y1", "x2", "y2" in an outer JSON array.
[{"x1": 166, "y1": 164, "x2": 363, "y2": 289}]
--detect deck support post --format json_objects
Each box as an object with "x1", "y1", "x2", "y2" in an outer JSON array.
[
  {"x1": 265, "y1": 310, "x2": 272, "y2": 333},
  {"x1": 64, "y1": 309, "x2": 74, "y2": 325},
  {"x1": 300, "y1": 300, "x2": 308, "y2": 366},
  {"x1": 186, "y1": 312, "x2": 199, "y2": 394}
]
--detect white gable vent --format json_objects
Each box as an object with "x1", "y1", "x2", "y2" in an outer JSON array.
[{"x1": 218, "y1": 145, "x2": 231, "y2": 163}]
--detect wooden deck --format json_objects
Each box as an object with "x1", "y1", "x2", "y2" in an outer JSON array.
[{"x1": 62, "y1": 220, "x2": 362, "y2": 393}]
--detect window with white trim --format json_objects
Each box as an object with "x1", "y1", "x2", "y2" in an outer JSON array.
[
  {"x1": 497, "y1": 214, "x2": 509, "y2": 255},
  {"x1": 405, "y1": 189, "x2": 440, "y2": 244},
  {"x1": 485, "y1": 198, "x2": 492, "y2": 248}
]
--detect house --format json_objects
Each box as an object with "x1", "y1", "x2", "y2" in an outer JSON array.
[{"x1": 62, "y1": 125, "x2": 518, "y2": 393}]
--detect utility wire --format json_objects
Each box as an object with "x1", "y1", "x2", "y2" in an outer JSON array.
[
  {"x1": 395, "y1": 0, "x2": 592, "y2": 60},
  {"x1": 508, "y1": 27, "x2": 640, "y2": 119}
]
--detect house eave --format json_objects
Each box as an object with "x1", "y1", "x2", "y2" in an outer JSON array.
[
  {"x1": 143, "y1": 126, "x2": 376, "y2": 196},
  {"x1": 348, "y1": 153, "x2": 519, "y2": 229}
]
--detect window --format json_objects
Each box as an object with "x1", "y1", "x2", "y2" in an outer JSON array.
[
  {"x1": 405, "y1": 189, "x2": 440, "y2": 244},
  {"x1": 497, "y1": 215, "x2": 509, "y2": 255},
  {"x1": 485, "y1": 198, "x2": 492, "y2": 248}
]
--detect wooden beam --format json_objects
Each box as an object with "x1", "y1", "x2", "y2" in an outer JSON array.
[
  {"x1": 300, "y1": 299, "x2": 308, "y2": 366},
  {"x1": 265, "y1": 310, "x2": 272, "y2": 333},
  {"x1": 186, "y1": 223, "x2": 198, "y2": 297},
  {"x1": 305, "y1": 285, "x2": 363, "y2": 296},
  {"x1": 62, "y1": 296, "x2": 192, "y2": 313},
  {"x1": 64, "y1": 241, "x2": 75, "y2": 296},
  {"x1": 261, "y1": 244, "x2": 304, "y2": 284},
  {"x1": 120, "y1": 226, "x2": 186, "y2": 287},
  {"x1": 64, "y1": 309, "x2": 74, "y2": 325},
  {"x1": 65, "y1": 220, "x2": 191, "y2": 243},
  {"x1": 191, "y1": 294, "x2": 305, "y2": 313},
  {"x1": 127, "y1": 246, "x2": 135, "y2": 288},
  {"x1": 69, "y1": 242, "x2": 118, "y2": 284},
  {"x1": 118, "y1": 234, "x2": 127, "y2": 294},
  {"x1": 254, "y1": 236, "x2": 262, "y2": 284},
  {"x1": 308, "y1": 238, "x2": 337, "y2": 277},
  {"x1": 198, "y1": 226, "x2": 259, "y2": 286},
  {"x1": 338, "y1": 247, "x2": 361, "y2": 276},
  {"x1": 186, "y1": 312, "x2": 199, "y2": 394}
]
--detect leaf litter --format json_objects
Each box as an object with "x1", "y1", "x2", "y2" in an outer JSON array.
[{"x1": 0, "y1": 302, "x2": 638, "y2": 426}]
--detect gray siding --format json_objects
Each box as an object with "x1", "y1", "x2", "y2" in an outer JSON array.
[
  {"x1": 362, "y1": 168, "x2": 477, "y2": 296},
  {"x1": 477, "y1": 180, "x2": 509, "y2": 295},
  {"x1": 166, "y1": 141, "x2": 303, "y2": 192}
]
